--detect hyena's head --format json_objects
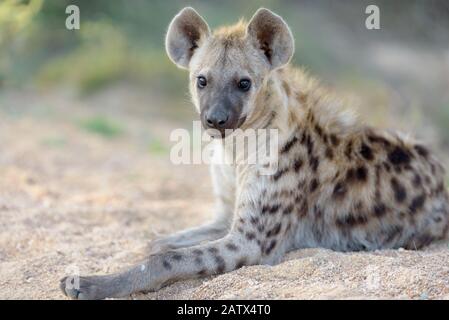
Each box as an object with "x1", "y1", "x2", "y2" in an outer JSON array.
[{"x1": 166, "y1": 7, "x2": 294, "y2": 137}]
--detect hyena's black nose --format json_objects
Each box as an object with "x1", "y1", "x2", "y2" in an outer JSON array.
[{"x1": 206, "y1": 109, "x2": 229, "y2": 129}]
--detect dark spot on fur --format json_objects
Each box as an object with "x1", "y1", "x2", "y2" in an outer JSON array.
[
  {"x1": 214, "y1": 255, "x2": 226, "y2": 273},
  {"x1": 385, "y1": 225, "x2": 403, "y2": 243},
  {"x1": 193, "y1": 249, "x2": 203, "y2": 256},
  {"x1": 356, "y1": 166, "x2": 368, "y2": 182},
  {"x1": 309, "y1": 156, "x2": 319, "y2": 172},
  {"x1": 282, "y1": 203, "x2": 294, "y2": 215},
  {"x1": 245, "y1": 232, "x2": 256, "y2": 241},
  {"x1": 250, "y1": 216, "x2": 259, "y2": 225},
  {"x1": 172, "y1": 254, "x2": 183, "y2": 261},
  {"x1": 346, "y1": 168, "x2": 355, "y2": 182},
  {"x1": 314, "y1": 206, "x2": 323, "y2": 219},
  {"x1": 264, "y1": 240, "x2": 277, "y2": 255},
  {"x1": 337, "y1": 214, "x2": 368, "y2": 227},
  {"x1": 391, "y1": 178, "x2": 407, "y2": 203},
  {"x1": 281, "y1": 136, "x2": 298, "y2": 154},
  {"x1": 314, "y1": 124, "x2": 323, "y2": 137},
  {"x1": 225, "y1": 243, "x2": 239, "y2": 251},
  {"x1": 197, "y1": 269, "x2": 207, "y2": 276},
  {"x1": 388, "y1": 147, "x2": 411, "y2": 166},
  {"x1": 262, "y1": 203, "x2": 281, "y2": 215},
  {"x1": 368, "y1": 134, "x2": 391, "y2": 147},
  {"x1": 297, "y1": 198, "x2": 308, "y2": 218},
  {"x1": 162, "y1": 260, "x2": 172, "y2": 270},
  {"x1": 208, "y1": 247, "x2": 218, "y2": 254},
  {"x1": 413, "y1": 174, "x2": 422, "y2": 188},
  {"x1": 310, "y1": 178, "x2": 319, "y2": 192},
  {"x1": 333, "y1": 182, "x2": 347, "y2": 199},
  {"x1": 266, "y1": 223, "x2": 282, "y2": 237},
  {"x1": 414, "y1": 145, "x2": 429, "y2": 158},
  {"x1": 431, "y1": 163, "x2": 436, "y2": 175},
  {"x1": 383, "y1": 162, "x2": 391, "y2": 172},
  {"x1": 330, "y1": 134, "x2": 340, "y2": 146},
  {"x1": 273, "y1": 168, "x2": 288, "y2": 181},
  {"x1": 406, "y1": 233, "x2": 434, "y2": 250},
  {"x1": 306, "y1": 134, "x2": 314, "y2": 156},
  {"x1": 436, "y1": 182, "x2": 445, "y2": 194},
  {"x1": 345, "y1": 141, "x2": 353, "y2": 159},
  {"x1": 325, "y1": 148, "x2": 334, "y2": 160},
  {"x1": 373, "y1": 203, "x2": 387, "y2": 218},
  {"x1": 409, "y1": 194, "x2": 426, "y2": 215},
  {"x1": 285, "y1": 222, "x2": 292, "y2": 234},
  {"x1": 293, "y1": 159, "x2": 303, "y2": 172},
  {"x1": 360, "y1": 143, "x2": 374, "y2": 161}
]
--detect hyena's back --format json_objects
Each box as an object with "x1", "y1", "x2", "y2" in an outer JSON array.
[{"x1": 274, "y1": 118, "x2": 449, "y2": 251}]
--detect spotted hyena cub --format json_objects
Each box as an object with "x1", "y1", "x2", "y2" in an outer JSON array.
[{"x1": 60, "y1": 8, "x2": 449, "y2": 299}]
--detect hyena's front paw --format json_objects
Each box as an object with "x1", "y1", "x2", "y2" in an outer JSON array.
[{"x1": 59, "y1": 275, "x2": 113, "y2": 300}]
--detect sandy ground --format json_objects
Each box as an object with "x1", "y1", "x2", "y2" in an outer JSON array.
[{"x1": 1, "y1": 89, "x2": 449, "y2": 300}]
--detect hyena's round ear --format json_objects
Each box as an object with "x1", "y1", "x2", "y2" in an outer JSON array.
[
  {"x1": 165, "y1": 7, "x2": 211, "y2": 69},
  {"x1": 246, "y1": 8, "x2": 294, "y2": 70}
]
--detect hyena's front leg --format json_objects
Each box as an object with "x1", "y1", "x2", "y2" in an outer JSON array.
[
  {"x1": 148, "y1": 163, "x2": 235, "y2": 253},
  {"x1": 60, "y1": 231, "x2": 260, "y2": 299},
  {"x1": 60, "y1": 177, "x2": 290, "y2": 299},
  {"x1": 148, "y1": 218, "x2": 231, "y2": 254}
]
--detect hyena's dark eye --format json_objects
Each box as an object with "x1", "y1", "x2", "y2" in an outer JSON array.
[
  {"x1": 197, "y1": 76, "x2": 207, "y2": 89},
  {"x1": 238, "y1": 79, "x2": 251, "y2": 92}
]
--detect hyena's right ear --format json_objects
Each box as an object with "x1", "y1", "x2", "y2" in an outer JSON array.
[{"x1": 165, "y1": 7, "x2": 211, "y2": 69}]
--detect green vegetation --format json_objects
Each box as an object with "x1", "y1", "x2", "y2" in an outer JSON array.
[
  {"x1": 41, "y1": 136, "x2": 67, "y2": 148},
  {"x1": 79, "y1": 116, "x2": 123, "y2": 138},
  {"x1": 148, "y1": 139, "x2": 169, "y2": 155},
  {"x1": 0, "y1": 0, "x2": 346, "y2": 95}
]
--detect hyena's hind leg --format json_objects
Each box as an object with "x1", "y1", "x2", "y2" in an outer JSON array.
[
  {"x1": 148, "y1": 163, "x2": 235, "y2": 253},
  {"x1": 404, "y1": 191, "x2": 449, "y2": 250}
]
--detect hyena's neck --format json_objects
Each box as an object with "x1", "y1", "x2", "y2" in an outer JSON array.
[{"x1": 251, "y1": 66, "x2": 361, "y2": 144}]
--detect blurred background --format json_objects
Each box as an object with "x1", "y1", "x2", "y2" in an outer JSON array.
[
  {"x1": 1, "y1": 0, "x2": 449, "y2": 299},
  {"x1": 1, "y1": 0, "x2": 449, "y2": 165},
  {"x1": 1, "y1": 0, "x2": 449, "y2": 163}
]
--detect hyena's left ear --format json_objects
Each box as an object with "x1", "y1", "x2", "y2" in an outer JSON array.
[
  {"x1": 165, "y1": 7, "x2": 211, "y2": 69},
  {"x1": 246, "y1": 8, "x2": 294, "y2": 70}
]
